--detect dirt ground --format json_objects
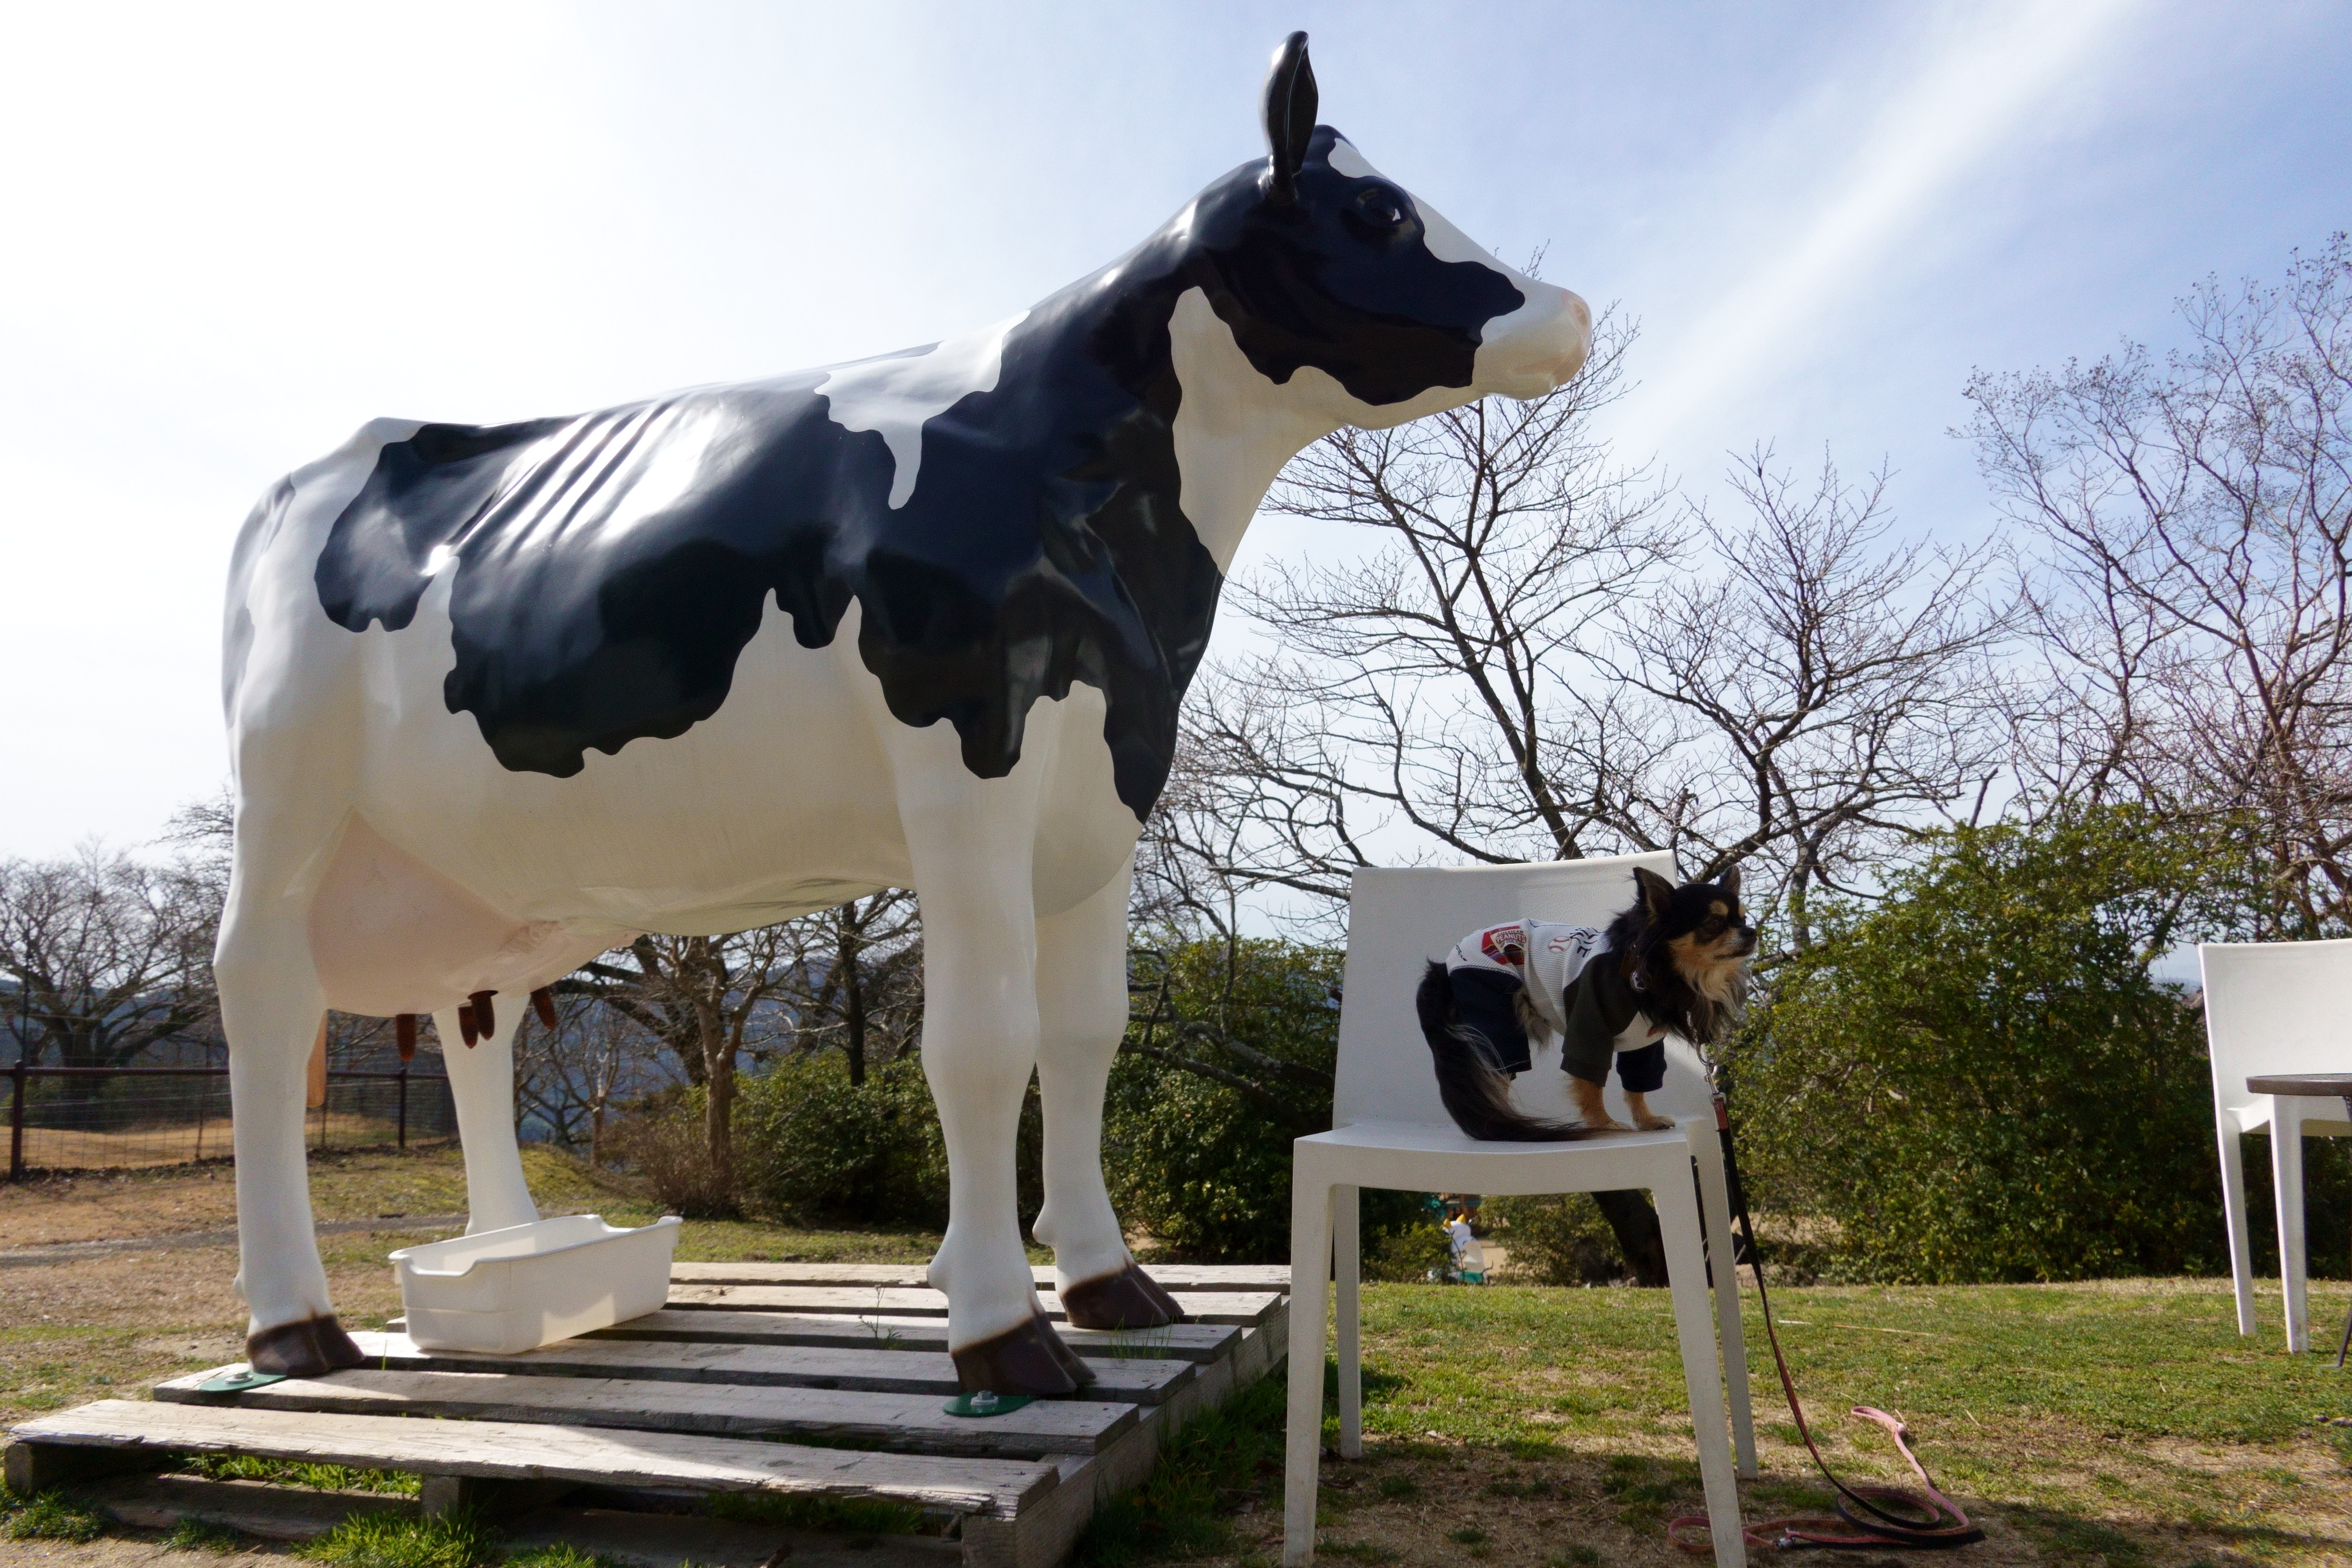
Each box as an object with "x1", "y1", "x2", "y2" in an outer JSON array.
[{"x1": 0, "y1": 1148, "x2": 489, "y2": 1251}]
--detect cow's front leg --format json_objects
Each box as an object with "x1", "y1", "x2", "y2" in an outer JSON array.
[
  {"x1": 215, "y1": 804, "x2": 366, "y2": 1378},
  {"x1": 1033, "y1": 855, "x2": 1182, "y2": 1329},
  {"x1": 897, "y1": 754, "x2": 1093, "y2": 1395},
  {"x1": 434, "y1": 1000, "x2": 539, "y2": 1234}
]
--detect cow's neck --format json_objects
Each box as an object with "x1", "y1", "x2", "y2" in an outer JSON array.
[{"x1": 1165, "y1": 287, "x2": 1338, "y2": 571}]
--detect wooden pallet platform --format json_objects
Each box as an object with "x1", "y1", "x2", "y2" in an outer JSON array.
[{"x1": 6, "y1": 1263, "x2": 1290, "y2": 1568}]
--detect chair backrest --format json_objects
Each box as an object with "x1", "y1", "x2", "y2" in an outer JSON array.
[
  {"x1": 2199, "y1": 938, "x2": 2352, "y2": 1125},
  {"x1": 1334, "y1": 852, "x2": 1718, "y2": 1130}
]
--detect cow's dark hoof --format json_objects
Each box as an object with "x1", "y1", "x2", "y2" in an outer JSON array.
[
  {"x1": 1044, "y1": 1316, "x2": 1098, "y2": 1385},
  {"x1": 950, "y1": 1311, "x2": 1090, "y2": 1395},
  {"x1": 246, "y1": 1314, "x2": 366, "y2": 1377},
  {"x1": 1060, "y1": 1262, "x2": 1187, "y2": 1330}
]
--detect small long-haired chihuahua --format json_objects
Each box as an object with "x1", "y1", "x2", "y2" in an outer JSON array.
[{"x1": 1416, "y1": 867, "x2": 1756, "y2": 1141}]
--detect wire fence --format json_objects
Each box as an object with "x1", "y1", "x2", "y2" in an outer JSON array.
[{"x1": 6, "y1": 1064, "x2": 456, "y2": 1179}]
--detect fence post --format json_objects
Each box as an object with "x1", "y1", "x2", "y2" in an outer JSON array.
[
  {"x1": 397, "y1": 1064, "x2": 409, "y2": 1152},
  {"x1": 9, "y1": 1057, "x2": 25, "y2": 1183}
]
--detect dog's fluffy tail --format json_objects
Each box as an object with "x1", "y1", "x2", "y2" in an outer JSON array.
[{"x1": 1416, "y1": 961, "x2": 1590, "y2": 1142}]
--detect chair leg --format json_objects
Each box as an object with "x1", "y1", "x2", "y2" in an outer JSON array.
[
  {"x1": 2272, "y1": 1101, "x2": 2308, "y2": 1354},
  {"x1": 1691, "y1": 1135, "x2": 1757, "y2": 1478},
  {"x1": 1283, "y1": 1169, "x2": 1334, "y2": 1567},
  {"x1": 1657, "y1": 1169, "x2": 1746, "y2": 1568},
  {"x1": 1335, "y1": 1183, "x2": 1362, "y2": 1460},
  {"x1": 2218, "y1": 1113, "x2": 2257, "y2": 1336}
]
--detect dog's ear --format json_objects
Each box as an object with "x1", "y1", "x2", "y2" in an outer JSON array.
[
  {"x1": 1718, "y1": 864, "x2": 1741, "y2": 905},
  {"x1": 1633, "y1": 867, "x2": 1676, "y2": 921}
]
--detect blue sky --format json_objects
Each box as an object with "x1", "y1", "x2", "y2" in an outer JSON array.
[{"x1": 1, "y1": 1, "x2": 2346, "y2": 857}]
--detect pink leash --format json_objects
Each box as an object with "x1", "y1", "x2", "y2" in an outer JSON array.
[{"x1": 1668, "y1": 1099, "x2": 1982, "y2": 1553}]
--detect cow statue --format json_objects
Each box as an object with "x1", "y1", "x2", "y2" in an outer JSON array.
[{"x1": 217, "y1": 32, "x2": 1589, "y2": 1391}]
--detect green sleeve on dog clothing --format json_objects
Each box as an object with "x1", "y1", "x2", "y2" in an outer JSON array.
[{"x1": 1559, "y1": 958, "x2": 1643, "y2": 1086}]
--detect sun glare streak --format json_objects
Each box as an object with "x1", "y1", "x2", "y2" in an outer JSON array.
[{"x1": 1615, "y1": 0, "x2": 2145, "y2": 459}]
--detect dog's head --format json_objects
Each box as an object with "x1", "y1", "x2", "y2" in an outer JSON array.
[{"x1": 1621, "y1": 866, "x2": 1757, "y2": 1040}]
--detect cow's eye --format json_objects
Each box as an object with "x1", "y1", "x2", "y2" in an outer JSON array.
[{"x1": 1349, "y1": 184, "x2": 1410, "y2": 234}]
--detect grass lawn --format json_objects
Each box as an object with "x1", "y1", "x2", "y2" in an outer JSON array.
[{"x1": 1131, "y1": 1279, "x2": 2349, "y2": 1568}]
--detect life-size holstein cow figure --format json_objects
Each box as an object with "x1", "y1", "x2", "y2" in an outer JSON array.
[{"x1": 219, "y1": 33, "x2": 1589, "y2": 1391}]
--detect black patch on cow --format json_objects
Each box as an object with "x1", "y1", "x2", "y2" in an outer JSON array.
[{"x1": 314, "y1": 125, "x2": 1523, "y2": 820}]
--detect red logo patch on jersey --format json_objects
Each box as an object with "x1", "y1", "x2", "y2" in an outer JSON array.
[{"x1": 1479, "y1": 924, "x2": 1527, "y2": 966}]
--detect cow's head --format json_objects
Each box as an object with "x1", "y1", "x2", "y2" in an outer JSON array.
[{"x1": 1189, "y1": 32, "x2": 1591, "y2": 430}]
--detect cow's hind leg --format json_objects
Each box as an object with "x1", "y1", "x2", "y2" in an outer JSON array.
[
  {"x1": 215, "y1": 817, "x2": 364, "y2": 1377},
  {"x1": 1033, "y1": 856, "x2": 1182, "y2": 1330},
  {"x1": 433, "y1": 1002, "x2": 539, "y2": 1234},
  {"x1": 895, "y1": 750, "x2": 1089, "y2": 1395}
]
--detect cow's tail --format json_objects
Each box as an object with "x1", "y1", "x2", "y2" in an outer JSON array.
[{"x1": 1417, "y1": 961, "x2": 1591, "y2": 1142}]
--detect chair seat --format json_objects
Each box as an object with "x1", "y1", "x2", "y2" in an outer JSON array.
[{"x1": 1299, "y1": 1117, "x2": 1706, "y2": 1197}]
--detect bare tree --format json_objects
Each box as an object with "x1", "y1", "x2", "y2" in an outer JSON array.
[
  {"x1": 1159, "y1": 314, "x2": 1679, "y2": 920},
  {"x1": 1155, "y1": 322, "x2": 2005, "y2": 955},
  {"x1": 770, "y1": 892, "x2": 924, "y2": 1086},
  {"x1": 513, "y1": 991, "x2": 648, "y2": 1164},
  {"x1": 1594, "y1": 449, "x2": 2008, "y2": 950},
  {"x1": 1, "y1": 846, "x2": 221, "y2": 1093},
  {"x1": 1969, "y1": 234, "x2": 2352, "y2": 935},
  {"x1": 556, "y1": 928, "x2": 801, "y2": 1201}
]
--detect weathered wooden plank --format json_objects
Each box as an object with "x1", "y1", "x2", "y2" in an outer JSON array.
[
  {"x1": 573, "y1": 1309, "x2": 1245, "y2": 1366},
  {"x1": 10, "y1": 1399, "x2": 1055, "y2": 1518},
  {"x1": 347, "y1": 1331, "x2": 1194, "y2": 1407},
  {"x1": 667, "y1": 1263, "x2": 1290, "y2": 1292},
  {"x1": 665, "y1": 1284, "x2": 1282, "y2": 1327},
  {"x1": 154, "y1": 1367, "x2": 1137, "y2": 1459}
]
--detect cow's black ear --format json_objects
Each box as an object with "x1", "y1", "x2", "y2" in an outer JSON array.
[{"x1": 1261, "y1": 30, "x2": 1316, "y2": 202}]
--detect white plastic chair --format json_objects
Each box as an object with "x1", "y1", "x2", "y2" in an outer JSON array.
[
  {"x1": 2200, "y1": 940, "x2": 2352, "y2": 1352},
  {"x1": 1282, "y1": 853, "x2": 1754, "y2": 1568}
]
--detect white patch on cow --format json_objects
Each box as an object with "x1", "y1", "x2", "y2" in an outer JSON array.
[
  {"x1": 1168, "y1": 288, "x2": 1335, "y2": 570},
  {"x1": 817, "y1": 311, "x2": 1028, "y2": 508},
  {"x1": 1324, "y1": 136, "x2": 1377, "y2": 181}
]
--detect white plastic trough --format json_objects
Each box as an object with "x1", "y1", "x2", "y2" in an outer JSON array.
[{"x1": 389, "y1": 1214, "x2": 683, "y2": 1354}]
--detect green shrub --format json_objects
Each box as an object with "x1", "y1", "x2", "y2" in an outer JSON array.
[
  {"x1": 1104, "y1": 939, "x2": 1420, "y2": 1261},
  {"x1": 605, "y1": 1088, "x2": 738, "y2": 1219},
  {"x1": 1485, "y1": 1193, "x2": 1626, "y2": 1284},
  {"x1": 736, "y1": 1053, "x2": 953, "y2": 1226},
  {"x1": 1360, "y1": 1222, "x2": 1453, "y2": 1283},
  {"x1": 1727, "y1": 809, "x2": 2236, "y2": 1283}
]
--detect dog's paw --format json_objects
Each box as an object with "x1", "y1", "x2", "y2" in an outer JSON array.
[
  {"x1": 1630, "y1": 1112, "x2": 1674, "y2": 1131},
  {"x1": 1582, "y1": 1115, "x2": 1632, "y2": 1134}
]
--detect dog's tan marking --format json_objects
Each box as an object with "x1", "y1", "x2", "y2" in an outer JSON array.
[
  {"x1": 1624, "y1": 1089, "x2": 1674, "y2": 1131},
  {"x1": 1667, "y1": 930, "x2": 1751, "y2": 1006},
  {"x1": 1570, "y1": 1075, "x2": 1629, "y2": 1132}
]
